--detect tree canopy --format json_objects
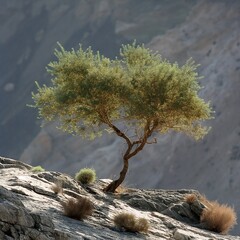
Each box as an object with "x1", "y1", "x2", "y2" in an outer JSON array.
[
  {"x1": 32, "y1": 42, "x2": 212, "y2": 192},
  {"x1": 33, "y1": 42, "x2": 211, "y2": 140}
]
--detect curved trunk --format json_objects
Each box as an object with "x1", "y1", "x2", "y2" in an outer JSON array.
[
  {"x1": 103, "y1": 157, "x2": 129, "y2": 193},
  {"x1": 102, "y1": 121, "x2": 156, "y2": 193}
]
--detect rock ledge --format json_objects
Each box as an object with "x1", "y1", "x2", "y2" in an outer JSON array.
[{"x1": 0, "y1": 157, "x2": 238, "y2": 240}]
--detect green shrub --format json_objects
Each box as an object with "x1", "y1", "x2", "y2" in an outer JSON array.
[
  {"x1": 61, "y1": 197, "x2": 94, "y2": 220},
  {"x1": 31, "y1": 165, "x2": 45, "y2": 173},
  {"x1": 114, "y1": 212, "x2": 149, "y2": 233},
  {"x1": 75, "y1": 168, "x2": 96, "y2": 184}
]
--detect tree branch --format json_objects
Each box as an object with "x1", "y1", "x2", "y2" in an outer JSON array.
[
  {"x1": 97, "y1": 109, "x2": 133, "y2": 153},
  {"x1": 98, "y1": 108, "x2": 159, "y2": 160},
  {"x1": 127, "y1": 120, "x2": 158, "y2": 159},
  {"x1": 111, "y1": 124, "x2": 132, "y2": 149}
]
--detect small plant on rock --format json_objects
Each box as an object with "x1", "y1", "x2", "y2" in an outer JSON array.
[
  {"x1": 31, "y1": 165, "x2": 45, "y2": 173},
  {"x1": 61, "y1": 196, "x2": 94, "y2": 220},
  {"x1": 185, "y1": 194, "x2": 197, "y2": 204},
  {"x1": 51, "y1": 181, "x2": 63, "y2": 194},
  {"x1": 75, "y1": 168, "x2": 96, "y2": 184},
  {"x1": 185, "y1": 193, "x2": 237, "y2": 234},
  {"x1": 115, "y1": 184, "x2": 128, "y2": 194},
  {"x1": 200, "y1": 200, "x2": 237, "y2": 234},
  {"x1": 114, "y1": 212, "x2": 149, "y2": 233}
]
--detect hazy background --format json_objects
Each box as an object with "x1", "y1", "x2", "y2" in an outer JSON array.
[{"x1": 1, "y1": 0, "x2": 240, "y2": 234}]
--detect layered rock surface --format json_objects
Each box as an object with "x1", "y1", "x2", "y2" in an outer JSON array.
[{"x1": 0, "y1": 157, "x2": 238, "y2": 239}]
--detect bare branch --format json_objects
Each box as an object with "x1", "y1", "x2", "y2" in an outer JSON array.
[
  {"x1": 97, "y1": 108, "x2": 133, "y2": 154},
  {"x1": 132, "y1": 139, "x2": 142, "y2": 145},
  {"x1": 127, "y1": 120, "x2": 158, "y2": 159}
]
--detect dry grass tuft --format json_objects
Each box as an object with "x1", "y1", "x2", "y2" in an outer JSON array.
[
  {"x1": 200, "y1": 200, "x2": 237, "y2": 234},
  {"x1": 185, "y1": 194, "x2": 197, "y2": 204},
  {"x1": 61, "y1": 197, "x2": 94, "y2": 220},
  {"x1": 199, "y1": 194, "x2": 210, "y2": 207},
  {"x1": 51, "y1": 181, "x2": 63, "y2": 194},
  {"x1": 114, "y1": 212, "x2": 149, "y2": 233},
  {"x1": 115, "y1": 184, "x2": 128, "y2": 194},
  {"x1": 184, "y1": 193, "x2": 237, "y2": 234}
]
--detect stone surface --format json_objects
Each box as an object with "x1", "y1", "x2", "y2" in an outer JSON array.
[{"x1": 0, "y1": 157, "x2": 239, "y2": 239}]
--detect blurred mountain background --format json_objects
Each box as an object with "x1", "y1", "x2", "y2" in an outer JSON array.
[{"x1": 1, "y1": 0, "x2": 240, "y2": 234}]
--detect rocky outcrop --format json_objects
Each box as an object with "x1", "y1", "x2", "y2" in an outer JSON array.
[{"x1": 0, "y1": 157, "x2": 238, "y2": 239}]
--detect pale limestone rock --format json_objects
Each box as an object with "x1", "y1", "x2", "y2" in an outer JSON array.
[{"x1": 0, "y1": 157, "x2": 238, "y2": 240}]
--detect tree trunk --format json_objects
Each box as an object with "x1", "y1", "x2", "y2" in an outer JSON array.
[
  {"x1": 103, "y1": 157, "x2": 129, "y2": 193},
  {"x1": 102, "y1": 121, "x2": 156, "y2": 193}
]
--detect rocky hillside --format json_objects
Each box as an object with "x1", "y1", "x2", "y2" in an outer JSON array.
[
  {"x1": 19, "y1": 0, "x2": 240, "y2": 234},
  {"x1": 0, "y1": 157, "x2": 239, "y2": 239}
]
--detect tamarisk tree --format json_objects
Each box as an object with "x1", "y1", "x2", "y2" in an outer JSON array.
[{"x1": 32, "y1": 42, "x2": 212, "y2": 192}]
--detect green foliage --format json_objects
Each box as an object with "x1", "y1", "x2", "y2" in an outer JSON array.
[
  {"x1": 114, "y1": 212, "x2": 149, "y2": 233},
  {"x1": 75, "y1": 168, "x2": 96, "y2": 184},
  {"x1": 32, "y1": 42, "x2": 212, "y2": 140},
  {"x1": 31, "y1": 165, "x2": 45, "y2": 173}
]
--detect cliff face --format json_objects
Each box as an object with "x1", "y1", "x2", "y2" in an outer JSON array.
[
  {"x1": 0, "y1": 0, "x2": 193, "y2": 158},
  {"x1": 0, "y1": 157, "x2": 239, "y2": 239}
]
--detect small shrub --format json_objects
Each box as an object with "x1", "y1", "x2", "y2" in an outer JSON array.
[
  {"x1": 184, "y1": 194, "x2": 237, "y2": 234},
  {"x1": 75, "y1": 168, "x2": 96, "y2": 184},
  {"x1": 135, "y1": 217, "x2": 150, "y2": 233},
  {"x1": 61, "y1": 197, "x2": 94, "y2": 220},
  {"x1": 200, "y1": 201, "x2": 237, "y2": 234},
  {"x1": 51, "y1": 181, "x2": 63, "y2": 194},
  {"x1": 31, "y1": 166, "x2": 45, "y2": 173},
  {"x1": 115, "y1": 184, "x2": 128, "y2": 194},
  {"x1": 199, "y1": 194, "x2": 210, "y2": 206},
  {"x1": 114, "y1": 212, "x2": 149, "y2": 233},
  {"x1": 185, "y1": 194, "x2": 197, "y2": 204}
]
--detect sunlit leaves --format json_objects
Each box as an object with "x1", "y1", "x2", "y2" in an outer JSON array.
[{"x1": 32, "y1": 42, "x2": 212, "y2": 140}]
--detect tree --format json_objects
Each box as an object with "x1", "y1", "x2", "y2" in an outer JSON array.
[{"x1": 32, "y1": 42, "x2": 212, "y2": 192}]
